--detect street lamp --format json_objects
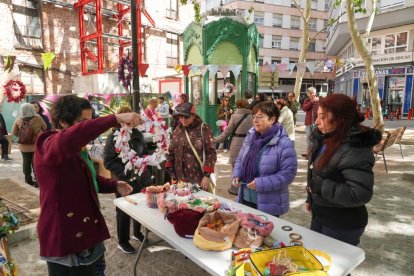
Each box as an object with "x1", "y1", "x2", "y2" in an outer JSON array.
[{"x1": 130, "y1": 0, "x2": 140, "y2": 113}]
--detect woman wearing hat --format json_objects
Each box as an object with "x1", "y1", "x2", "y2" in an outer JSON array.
[{"x1": 166, "y1": 102, "x2": 217, "y2": 191}]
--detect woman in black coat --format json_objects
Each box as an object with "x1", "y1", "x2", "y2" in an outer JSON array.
[
  {"x1": 305, "y1": 94, "x2": 381, "y2": 246},
  {"x1": 103, "y1": 106, "x2": 152, "y2": 254}
]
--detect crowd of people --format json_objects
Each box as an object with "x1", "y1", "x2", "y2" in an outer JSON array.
[{"x1": 0, "y1": 87, "x2": 380, "y2": 275}]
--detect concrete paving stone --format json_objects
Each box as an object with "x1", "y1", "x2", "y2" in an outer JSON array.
[{"x1": 2, "y1": 123, "x2": 414, "y2": 276}]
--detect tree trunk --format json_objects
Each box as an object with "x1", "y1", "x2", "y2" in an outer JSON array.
[
  {"x1": 346, "y1": 0, "x2": 384, "y2": 131},
  {"x1": 293, "y1": 0, "x2": 311, "y2": 102}
]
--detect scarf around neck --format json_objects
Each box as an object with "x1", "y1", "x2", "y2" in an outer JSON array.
[{"x1": 241, "y1": 124, "x2": 281, "y2": 183}]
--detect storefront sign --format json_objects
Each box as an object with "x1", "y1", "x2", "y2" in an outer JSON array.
[
  {"x1": 359, "y1": 67, "x2": 407, "y2": 77},
  {"x1": 355, "y1": 52, "x2": 413, "y2": 66}
]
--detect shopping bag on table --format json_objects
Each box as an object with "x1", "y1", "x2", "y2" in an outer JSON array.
[
  {"x1": 249, "y1": 246, "x2": 331, "y2": 276},
  {"x1": 193, "y1": 210, "x2": 240, "y2": 251}
]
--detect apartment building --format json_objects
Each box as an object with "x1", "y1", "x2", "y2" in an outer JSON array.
[
  {"x1": 202, "y1": 0, "x2": 333, "y2": 98},
  {"x1": 0, "y1": 0, "x2": 193, "y2": 97},
  {"x1": 326, "y1": 0, "x2": 414, "y2": 116}
]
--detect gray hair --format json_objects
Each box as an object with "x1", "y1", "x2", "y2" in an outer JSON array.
[
  {"x1": 308, "y1": 87, "x2": 317, "y2": 94},
  {"x1": 19, "y1": 103, "x2": 37, "y2": 118}
]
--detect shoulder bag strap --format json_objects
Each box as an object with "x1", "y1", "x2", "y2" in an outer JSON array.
[
  {"x1": 184, "y1": 129, "x2": 204, "y2": 171},
  {"x1": 233, "y1": 113, "x2": 249, "y2": 135}
]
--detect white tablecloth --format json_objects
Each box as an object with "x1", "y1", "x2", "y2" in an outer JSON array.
[{"x1": 114, "y1": 191, "x2": 365, "y2": 276}]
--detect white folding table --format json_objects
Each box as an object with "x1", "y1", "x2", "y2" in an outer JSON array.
[{"x1": 114, "y1": 191, "x2": 365, "y2": 276}]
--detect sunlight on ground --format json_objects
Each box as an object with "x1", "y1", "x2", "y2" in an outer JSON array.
[
  {"x1": 289, "y1": 198, "x2": 305, "y2": 208},
  {"x1": 366, "y1": 221, "x2": 414, "y2": 237}
]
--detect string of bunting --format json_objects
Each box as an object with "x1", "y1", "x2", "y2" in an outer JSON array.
[{"x1": 113, "y1": 112, "x2": 168, "y2": 178}]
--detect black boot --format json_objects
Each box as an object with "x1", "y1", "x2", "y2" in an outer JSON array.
[{"x1": 25, "y1": 175, "x2": 38, "y2": 188}]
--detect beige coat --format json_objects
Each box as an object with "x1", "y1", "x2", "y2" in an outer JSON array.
[
  {"x1": 216, "y1": 108, "x2": 253, "y2": 166},
  {"x1": 278, "y1": 106, "x2": 295, "y2": 141},
  {"x1": 12, "y1": 116, "x2": 47, "y2": 152}
]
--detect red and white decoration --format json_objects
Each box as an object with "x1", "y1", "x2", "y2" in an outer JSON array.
[
  {"x1": 113, "y1": 112, "x2": 168, "y2": 177},
  {"x1": 3, "y1": 80, "x2": 26, "y2": 103}
]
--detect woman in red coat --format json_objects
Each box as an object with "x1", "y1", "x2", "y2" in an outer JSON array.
[{"x1": 34, "y1": 95, "x2": 141, "y2": 275}]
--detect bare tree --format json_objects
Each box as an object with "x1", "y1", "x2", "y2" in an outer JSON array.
[{"x1": 344, "y1": 0, "x2": 383, "y2": 131}]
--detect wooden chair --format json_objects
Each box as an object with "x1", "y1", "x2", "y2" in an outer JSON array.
[
  {"x1": 395, "y1": 126, "x2": 406, "y2": 158},
  {"x1": 372, "y1": 129, "x2": 400, "y2": 173}
]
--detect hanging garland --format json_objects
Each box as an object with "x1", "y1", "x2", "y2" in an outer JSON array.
[
  {"x1": 118, "y1": 55, "x2": 134, "y2": 90},
  {"x1": 113, "y1": 112, "x2": 168, "y2": 178},
  {"x1": 3, "y1": 80, "x2": 26, "y2": 103}
]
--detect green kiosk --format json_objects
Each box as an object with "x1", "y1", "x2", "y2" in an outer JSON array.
[{"x1": 183, "y1": 15, "x2": 259, "y2": 134}]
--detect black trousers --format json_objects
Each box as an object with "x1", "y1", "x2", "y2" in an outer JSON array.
[
  {"x1": 116, "y1": 189, "x2": 142, "y2": 243},
  {"x1": 21, "y1": 152, "x2": 34, "y2": 181},
  {"x1": 47, "y1": 258, "x2": 100, "y2": 276},
  {"x1": 0, "y1": 135, "x2": 8, "y2": 158}
]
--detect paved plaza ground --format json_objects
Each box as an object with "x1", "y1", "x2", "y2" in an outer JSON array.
[{"x1": 1, "y1": 117, "x2": 413, "y2": 276}]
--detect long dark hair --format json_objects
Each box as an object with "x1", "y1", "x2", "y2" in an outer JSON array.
[
  {"x1": 315, "y1": 94, "x2": 365, "y2": 169},
  {"x1": 31, "y1": 100, "x2": 44, "y2": 115}
]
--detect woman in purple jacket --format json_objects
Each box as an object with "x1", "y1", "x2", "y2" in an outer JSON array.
[{"x1": 232, "y1": 101, "x2": 297, "y2": 216}]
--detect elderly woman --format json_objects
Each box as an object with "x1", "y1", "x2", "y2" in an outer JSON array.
[
  {"x1": 216, "y1": 99, "x2": 253, "y2": 195},
  {"x1": 305, "y1": 94, "x2": 381, "y2": 246},
  {"x1": 12, "y1": 103, "x2": 47, "y2": 186},
  {"x1": 276, "y1": 97, "x2": 295, "y2": 143},
  {"x1": 166, "y1": 102, "x2": 217, "y2": 191},
  {"x1": 232, "y1": 101, "x2": 297, "y2": 216}
]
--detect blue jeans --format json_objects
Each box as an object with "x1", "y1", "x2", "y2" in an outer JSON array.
[
  {"x1": 310, "y1": 218, "x2": 365, "y2": 246},
  {"x1": 305, "y1": 125, "x2": 313, "y2": 147}
]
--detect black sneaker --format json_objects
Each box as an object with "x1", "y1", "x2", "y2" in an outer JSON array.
[
  {"x1": 2, "y1": 156, "x2": 12, "y2": 161},
  {"x1": 132, "y1": 233, "x2": 145, "y2": 242},
  {"x1": 118, "y1": 242, "x2": 135, "y2": 254}
]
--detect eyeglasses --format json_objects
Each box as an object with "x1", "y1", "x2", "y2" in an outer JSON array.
[
  {"x1": 252, "y1": 114, "x2": 268, "y2": 120},
  {"x1": 178, "y1": 114, "x2": 190, "y2": 119}
]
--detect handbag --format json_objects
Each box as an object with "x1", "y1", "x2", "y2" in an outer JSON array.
[{"x1": 184, "y1": 124, "x2": 216, "y2": 194}]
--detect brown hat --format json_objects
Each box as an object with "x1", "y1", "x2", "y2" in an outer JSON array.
[{"x1": 175, "y1": 102, "x2": 196, "y2": 118}]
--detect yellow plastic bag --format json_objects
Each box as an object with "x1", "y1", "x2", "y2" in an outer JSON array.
[{"x1": 249, "y1": 246, "x2": 330, "y2": 276}]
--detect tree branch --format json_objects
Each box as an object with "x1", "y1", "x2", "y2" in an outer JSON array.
[
  {"x1": 292, "y1": 0, "x2": 306, "y2": 20},
  {"x1": 309, "y1": 11, "x2": 345, "y2": 41},
  {"x1": 364, "y1": 0, "x2": 377, "y2": 38}
]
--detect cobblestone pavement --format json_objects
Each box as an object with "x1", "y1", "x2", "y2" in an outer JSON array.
[{"x1": 1, "y1": 125, "x2": 413, "y2": 276}]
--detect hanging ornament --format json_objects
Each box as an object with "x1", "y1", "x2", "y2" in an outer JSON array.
[
  {"x1": 112, "y1": 112, "x2": 169, "y2": 178},
  {"x1": 118, "y1": 54, "x2": 134, "y2": 90},
  {"x1": 3, "y1": 80, "x2": 27, "y2": 103}
]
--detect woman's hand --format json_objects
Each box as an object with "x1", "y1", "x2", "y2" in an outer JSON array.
[
  {"x1": 117, "y1": 181, "x2": 133, "y2": 196},
  {"x1": 247, "y1": 180, "x2": 256, "y2": 190},
  {"x1": 115, "y1": 112, "x2": 143, "y2": 127},
  {"x1": 201, "y1": 176, "x2": 210, "y2": 191},
  {"x1": 232, "y1": 177, "x2": 240, "y2": 188},
  {"x1": 304, "y1": 202, "x2": 312, "y2": 215}
]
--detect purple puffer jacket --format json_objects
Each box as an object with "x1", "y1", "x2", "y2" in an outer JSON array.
[{"x1": 233, "y1": 125, "x2": 297, "y2": 216}]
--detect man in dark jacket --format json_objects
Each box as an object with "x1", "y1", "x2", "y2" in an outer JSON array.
[
  {"x1": 0, "y1": 106, "x2": 12, "y2": 161},
  {"x1": 287, "y1": 92, "x2": 300, "y2": 125},
  {"x1": 103, "y1": 106, "x2": 152, "y2": 254},
  {"x1": 301, "y1": 87, "x2": 319, "y2": 158}
]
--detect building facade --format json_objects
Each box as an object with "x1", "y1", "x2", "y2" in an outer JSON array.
[
  {"x1": 0, "y1": 0, "x2": 193, "y2": 97},
  {"x1": 202, "y1": 0, "x2": 333, "y2": 99},
  {"x1": 326, "y1": 0, "x2": 414, "y2": 117}
]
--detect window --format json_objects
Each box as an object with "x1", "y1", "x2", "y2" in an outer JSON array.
[
  {"x1": 290, "y1": 37, "x2": 299, "y2": 50},
  {"x1": 291, "y1": 16, "x2": 300, "y2": 29},
  {"x1": 308, "y1": 18, "x2": 317, "y2": 30},
  {"x1": 380, "y1": 0, "x2": 405, "y2": 10},
  {"x1": 308, "y1": 41, "x2": 316, "y2": 51},
  {"x1": 396, "y1": 32, "x2": 408, "y2": 52},
  {"x1": 166, "y1": 32, "x2": 179, "y2": 68},
  {"x1": 325, "y1": 0, "x2": 330, "y2": 11},
  {"x1": 272, "y1": 36, "x2": 282, "y2": 49},
  {"x1": 311, "y1": 0, "x2": 318, "y2": 9},
  {"x1": 384, "y1": 34, "x2": 396, "y2": 53},
  {"x1": 291, "y1": 0, "x2": 298, "y2": 8},
  {"x1": 259, "y1": 37, "x2": 264, "y2": 48},
  {"x1": 271, "y1": 58, "x2": 281, "y2": 65},
  {"x1": 166, "y1": 0, "x2": 178, "y2": 20},
  {"x1": 369, "y1": 36, "x2": 381, "y2": 55},
  {"x1": 12, "y1": 0, "x2": 42, "y2": 48},
  {"x1": 258, "y1": 58, "x2": 264, "y2": 66},
  {"x1": 254, "y1": 11, "x2": 264, "y2": 25},
  {"x1": 273, "y1": 14, "x2": 283, "y2": 27},
  {"x1": 20, "y1": 66, "x2": 44, "y2": 94}
]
